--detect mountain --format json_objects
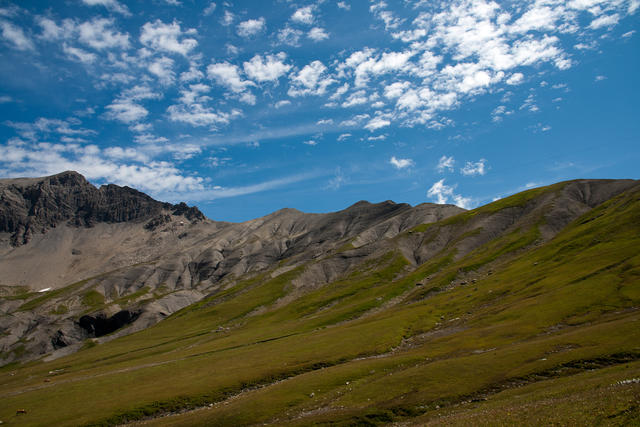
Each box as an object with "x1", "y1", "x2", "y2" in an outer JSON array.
[{"x1": 0, "y1": 173, "x2": 638, "y2": 426}]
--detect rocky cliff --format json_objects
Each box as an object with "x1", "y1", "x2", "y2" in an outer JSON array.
[{"x1": 0, "y1": 171, "x2": 204, "y2": 246}]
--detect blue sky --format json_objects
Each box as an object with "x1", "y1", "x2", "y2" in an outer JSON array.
[{"x1": 0, "y1": 0, "x2": 638, "y2": 221}]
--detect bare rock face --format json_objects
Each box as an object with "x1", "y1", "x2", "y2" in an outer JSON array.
[{"x1": 0, "y1": 171, "x2": 204, "y2": 246}]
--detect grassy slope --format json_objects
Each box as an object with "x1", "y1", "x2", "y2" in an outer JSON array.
[{"x1": 0, "y1": 182, "x2": 639, "y2": 426}]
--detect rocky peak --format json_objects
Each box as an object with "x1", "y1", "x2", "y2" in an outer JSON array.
[{"x1": 0, "y1": 171, "x2": 204, "y2": 246}]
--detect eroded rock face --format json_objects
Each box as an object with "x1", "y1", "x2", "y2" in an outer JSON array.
[{"x1": 0, "y1": 171, "x2": 204, "y2": 246}]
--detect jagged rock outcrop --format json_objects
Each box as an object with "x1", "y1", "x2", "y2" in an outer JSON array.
[{"x1": 0, "y1": 171, "x2": 204, "y2": 246}]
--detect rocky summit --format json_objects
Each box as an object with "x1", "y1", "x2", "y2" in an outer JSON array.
[{"x1": 0, "y1": 173, "x2": 639, "y2": 426}]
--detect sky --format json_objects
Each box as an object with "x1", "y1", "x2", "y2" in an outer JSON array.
[{"x1": 0, "y1": 0, "x2": 638, "y2": 222}]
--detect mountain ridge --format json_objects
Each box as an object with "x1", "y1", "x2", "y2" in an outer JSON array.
[{"x1": 0, "y1": 173, "x2": 638, "y2": 426}]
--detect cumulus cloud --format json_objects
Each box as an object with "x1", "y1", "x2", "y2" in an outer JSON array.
[
  {"x1": 390, "y1": 156, "x2": 414, "y2": 169},
  {"x1": 427, "y1": 179, "x2": 472, "y2": 208},
  {"x1": 277, "y1": 26, "x2": 303, "y2": 46},
  {"x1": 506, "y1": 72, "x2": 524, "y2": 85},
  {"x1": 63, "y1": 43, "x2": 96, "y2": 63},
  {"x1": 81, "y1": 0, "x2": 130, "y2": 16},
  {"x1": 274, "y1": 100, "x2": 291, "y2": 108},
  {"x1": 167, "y1": 103, "x2": 232, "y2": 127},
  {"x1": 105, "y1": 100, "x2": 149, "y2": 123},
  {"x1": 140, "y1": 20, "x2": 197, "y2": 56},
  {"x1": 243, "y1": 53, "x2": 291, "y2": 82},
  {"x1": 203, "y1": 2, "x2": 217, "y2": 16},
  {"x1": 427, "y1": 179, "x2": 455, "y2": 204},
  {"x1": 221, "y1": 10, "x2": 234, "y2": 26},
  {"x1": 0, "y1": 20, "x2": 34, "y2": 51},
  {"x1": 237, "y1": 17, "x2": 265, "y2": 37},
  {"x1": 364, "y1": 116, "x2": 391, "y2": 131},
  {"x1": 370, "y1": 1, "x2": 404, "y2": 30},
  {"x1": 104, "y1": 85, "x2": 161, "y2": 124},
  {"x1": 589, "y1": 13, "x2": 620, "y2": 29},
  {"x1": 148, "y1": 56, "x2": 175, "y2": 85},
  {"x1": 337, "y1": 2, "x2": 351, "y2": 11},
  {"x1": 436, "y1": 155, "x2": 455, "y2": 173},
  {"x1": 291, "y1": 6, "x2": 315, "y2": 25},
  {"x1": 208, "y1": 62, "x2": 254, "y2": 92},
  {"x1": 460, "y1": 158, "x2": 487, "y2": 176},
  {"x1": 77, "y1": 18, "x2": 129, "y2": 50},
  {"x1": 308, "y1": 27, "x2": 329, "y2": 41},
  {"x1": 288, "y1": 60, "x2": 336, "y2": 96}
]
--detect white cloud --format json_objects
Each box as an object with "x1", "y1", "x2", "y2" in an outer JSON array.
[
  {"x1": 342, "y1": 90, "x2": 368, "y2": 107},
  {"x1": 103, "y1": 85, "x2": 161, "y2": 124},
  {"x1": 167, "y1": 103, "x2": 231, "y2": 127},
  {"x1": 0, "y1": 140, "x2": 205, "y2": 196},
  {"x1": 337, "y1": 2, "x2": 351, "y2": 10},
  {"x1": 347, "y1": 49, "x2": 416, "y2": 87},
  {"x1": 364, "y1": 116, "x2": 390, "y2": 131},
  {"x1": 74, "y1": 18, "x2": 130, "y2": 50},
  {"x1": 122, "y1": 85, "x2": 163, "y2": 101},
  {"x1": 207, "y1": 62, "x2": 255, "y2": 94},
  {"x1": 340, "y1": 113, "x2": 370, "y2": 127},
  {"x1": 622, "y1": 30, "x2": 636, "y2": 38},
  {"x1": 291, "y1": 6, "x2": 315, "y2": 25},
  {"x1": 237, "y1": 17, "x2": 265, "y2": 37},
  {"x1": 427, "y1": 179, "x2": 471, "y2": 208},
  {"x1": 275, "y1": 100, "x2": 291, "y2": 108},
  {"x1": 329, "y1": 83, "x2": 349, "y2": 100},
  {"x1": 427, "y1": 179, "x2": 455, "y2": 204},
  {"x1": 595, "y1": 75, "x2": 607, "y2": 81},
  {"x1": 278, "y1": 26, "x2": 303, "y2": 46},
  {"x1": 180, "y1": 64, "x2": 204, "y2": 82},
  {"x1": 105, "y1": 100, "x2": 149, "y2": 123},
  {"x1": 63, "y1": 43, "x2": 96, "y2": 63},
  {"x1": 436, "y1": 155, "x2": 455, "y2": 172},
  {"x1": 140, "y1": 20, "x2": 197, "y2": 56},
  {"x1": 81, "y1": 0, "x2": 130, "y2": 16},
  {"x1": 390, "y1": 156, "x2": 414, "y2": 169},
  {"x1": 337, "y1": 133, "x2": 351, "y2": 141},
  {"x1": 491, "y1": 104, "x2": 512, "y2": 122},
  {"x1": 148, "y1": 56, "x2": 175, "y2": 85},
  {"x1": 520, "y1": 93, "x2": 539, "y2": 112},
  {"x1": 243, "y1": 53, "x2": 291, "y2": 82},
  {"x1": 370, "y1": 2, "x2": 404, "y2": 30},
  {"x1": 506, "y1": 72, "x2": 524, "y2": 85},
  {"x1": 221, "y1": 10, "x2": 234, "y2": 26},
  {"x1": 0, "y1": 20, "x2": 34, "y2": 51},
  {"x1": 589, "y1": 13, "x2": 620, "y2": 29},
  {"x1": 104, "y1": 146, "x2": 149, "y2": 163},
  {"x1": 384, "y1": 81, "x2": 410, "y2": 99},
  {"x1": 460, "y1": 158, "x2": 487, "y2": 176},
  {"x1": 303, "y1": 139, "x2": 317, "y2": 146},
  {"x1": 203, "y1": 2, "x2": 217, "y2": 16},
  {"x1": 316, "y1": 119, "x2": 333, "y2": 125},
  {"x1": 326, "y1": 168, "x2": 346, "y2": 190},
  {"x1": 452, "y1": 194, "x2": 472, "y2": 209},
  {"x1": 6, "y1": 117, "x2": 96, "y2": 141},
  {"x1": 308, "y1": 27, "x2": 329, "y2": 41},
  {"x1": 288, "y1": 60, "x2": 336, "y2": 97},
  {"x1": 187, "y1": 172, "x2": 318, "y2": 201}
]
